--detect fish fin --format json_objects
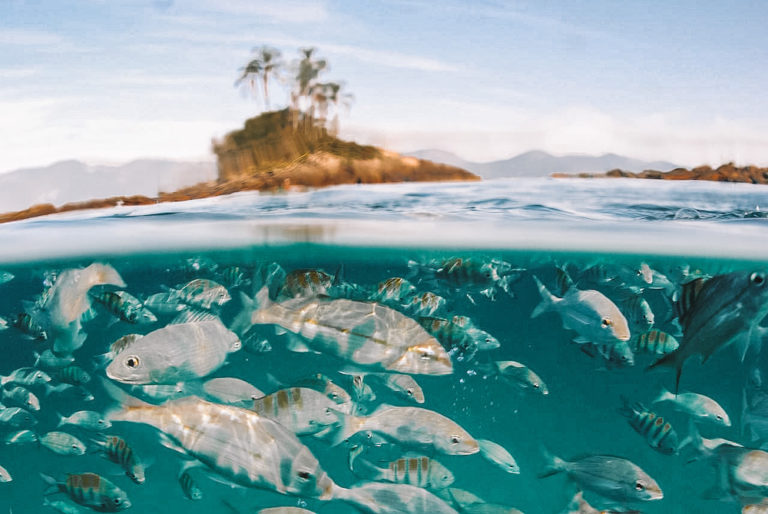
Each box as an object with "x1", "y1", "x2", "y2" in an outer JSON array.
[
  {"x1": 573, "y1": 336, "x2": 592, "y2": 345},
  {"x1": 159, "y1": 433, "x2": 186, "y2": 454},
  {"x1": 178, "y1": 459, "x2": 203, "y2": 477},
  {"x1": 203, "y1": 470, "x2": 247, "y2": 490},
  {"x1": 80, "y1": 306, "x2": 99, "y2": 323},
  {"x1": 274, "y1": 326, "x2": 287, "y2": 336},
  {"x1": 39, "y1": 473, "x2": 59, "y2": 495},
  {"x1": 55, "y1": 412, "x2": 65, "y2": 428},
  {"x1": 681, "y1": 418, "x2": 704, "y2": 459},
  {"x1": 229, "y1": 291, "x2": 257, "y2": 336},
  {"x1": 329, "y1": 411, "x2": 366, "y2": 447},
  {"x1": 349, "y1": 454, "x2": 382, "y2": 480},
  {"x1": 537, "y1": 446, "x2": 566, "y2": 478},
  {"x1": 100, "y1": 378, "x2": 152, "y2": 420},
  {"x1": 530, "y1": 276, "x2": 556, "y2": 318},
  {"x1": 653, "y1": 385, "x2": 675, "y2": 404},
  {"x1": 675, "y1": 277, "x2": 708, "y2": 324},
  {"x1": 285, "y1": 334, "x2": 313, "y2": 353},
  {"x1": 347, "y1": 443, "x2": 364, "y2": 472},
  {"x1": 554, "y1": 266, "x2": 574, "y2": 296}
]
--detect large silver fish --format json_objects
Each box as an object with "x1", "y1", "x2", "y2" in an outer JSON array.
[
  {"x1": 531, "y1": 276, "x2": 630, "y2": 346},
  {"x1": 106, "y1": 319, "x2": 241, "y2": 384},
  {"x1": 105, "y1": 386, "x2": 344, "y2": 501},
  {"x1": 234, "y1": 287, "x2": 452, "y2": 375},
  {"x1": 650, "y1": 270, "x2": 768, "y2": 390},
  {"x1": 29, "y1": 263, "x2": 125, "y2": 355},
  {"x1": 340, "y1": 482, "x2": 458, "y2": 514}
]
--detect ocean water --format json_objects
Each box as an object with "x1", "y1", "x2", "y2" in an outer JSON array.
[{"x1": 1, "y1": 177, "x2": 768, "y2": 514}]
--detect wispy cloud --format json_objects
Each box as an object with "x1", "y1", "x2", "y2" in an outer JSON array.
[
  {"x1": 192, "y1": 0, "x2": 329, "y2": 23},
  {"x1": 0, "y1": 66, "x2": 39, "y2": 79},
  {"x1": 0, "y1": 29, "x2": 65, "y2": 46},
  {"x1": 321, "y1": 43, "x2": 461, "y2": 73}
]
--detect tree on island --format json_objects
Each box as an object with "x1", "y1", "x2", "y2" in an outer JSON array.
[{"x1": 234, "y1": 45, "x2": 352, "y2": 134}]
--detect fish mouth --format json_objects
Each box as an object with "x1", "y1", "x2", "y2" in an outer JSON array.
[{"x1": 646, "y1": 487, "x2": 663, "y2": 500}]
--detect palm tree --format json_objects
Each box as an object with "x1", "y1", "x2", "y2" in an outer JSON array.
[
  {"x1": 324, "y1": 81, "x2": 354, "y2": 135},
  {"x1": 294, "y1": 47, "x2": 327, "y2": 115},
  {"x1": 236, "y1": 45, "x2": 282, "y2": 110}
]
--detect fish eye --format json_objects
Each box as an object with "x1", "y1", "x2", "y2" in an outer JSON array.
[
  {"x1": 450, "y1": 435, "x2": 460, "y2": 444},
  {"x1": 601, "y1": 318, "x2": 613, "y2": 328},
  {"x1": 751, "y1": 272, "x2": 765, "y2": 286},
  {"x1": 297, "y1": 471, "x2": 311, "y2": 480},
  {"x1": 533, "y1": 383, "x2": 540, "y2": 389},
  {"x1": 635, "y1": 481, "x2": 646, "y2": 492},
  {"x1": 113, "y1": 498, "x2": 121, "y2": 505},
  {"x1": 716, "y1": 415, "x2": 723, "y2": 420},
  {"x1": 72, "y1": 444, "x2": 79, "y2": 449},
  {"x1": 125, "y1": 356, "x2": 140, "y2": 368},
  {"x1": 406, "y1": 388, "x2": 414, "y2": 396}
]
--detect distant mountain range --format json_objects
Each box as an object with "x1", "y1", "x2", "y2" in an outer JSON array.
[
  {"x1": 0, "y1": 159, "x2": 217, "y2": 213},
  {"x1": 406, "y1": 149, "x2": 680, "y2": 179}
]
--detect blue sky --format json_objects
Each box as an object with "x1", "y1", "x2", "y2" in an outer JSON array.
[{"x1": 2, "y1": 0, "x2": 768, "y2": 173}]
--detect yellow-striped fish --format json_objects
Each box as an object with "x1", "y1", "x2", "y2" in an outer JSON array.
[
  {"x1": 618, "y1": 398, "x2": 679, "y2": 455},
  {"x1": 41, "y1": 472, "x2": 131, "y2": 511}
]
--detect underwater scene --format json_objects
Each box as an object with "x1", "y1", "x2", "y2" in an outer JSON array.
[{"x1": 1, "y1": 179, "x2": 768, "y2": 514}]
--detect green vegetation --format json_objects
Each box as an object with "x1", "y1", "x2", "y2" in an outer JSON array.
[{"x1": 214, "y1": 46, "x2": 374, "y2": 180}]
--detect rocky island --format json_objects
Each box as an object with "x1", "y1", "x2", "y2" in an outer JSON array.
[
  {"x1": 0, "y1": 45, "x2": 477, "y2": 224},
  {"x1": 553, "y1": 162, "x2": 768, "y2": 185}
]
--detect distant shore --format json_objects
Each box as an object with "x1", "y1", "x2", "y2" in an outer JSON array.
[{"x1": 552, "y1": 162, "x2": 768, "y2": 184}]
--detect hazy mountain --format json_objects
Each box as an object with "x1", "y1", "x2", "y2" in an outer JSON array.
[
  {"x1": 407, "y1": 149, "x2": 680, "y2": 179},
  {"x1": 0, "y1": 159, "x2": 217, "y2": 213}
]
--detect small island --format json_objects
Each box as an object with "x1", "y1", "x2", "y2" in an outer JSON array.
[
  {"x1": 553, "y1": 162, "x2": 768, "y2": 185},
  {"x1": 0, "y1": 45, "x2": 477, "y2": 224}
]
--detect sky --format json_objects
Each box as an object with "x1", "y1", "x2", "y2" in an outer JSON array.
[{"x1": 2, "y1": 0, "x2": 768, "y2": 173}]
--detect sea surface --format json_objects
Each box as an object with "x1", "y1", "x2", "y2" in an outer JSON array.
[{"x1": 1, "y1": 177, "x2": 768, "y2": 514}]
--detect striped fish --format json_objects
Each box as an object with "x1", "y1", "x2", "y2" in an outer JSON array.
[
  {"x1": 632, "y1": 329, "x2": 679, "y2": 356},
  {"x1": 57, "y1": 365, "x2": 91, "y2": 386},
  {"x1": 351, "y1": 454, "x2": 454, "y2": 490},
  {"x1": 372, "y1": 277, "x2": 416, "y2": 303},
  {"x1": 92, "y1": 435, "x2": 145, "y2": 483},
  {"x1": 279, "y1": 269, "x2": 333, "y2": 299},
  {"x1": 618, "y1": 398, "x2": 679, "y2": 455},
  {"x1": 10, "y1": 312, "x2": 47, "y2": 341},
  {"x1": 620, "y1": 294, "x2": 655, "y2": 334},
  {"x1": 250, "y1": 387, "x2": 343, "y2": 436},
  {"x1": 403, "y1": 292, "x2": 446, "y2": 317},
  {"x1": 179, "y1": 469, "x2": 202, "y2": 500},
  {"x1": 90, "y1": 290, "x2": 157, "y2": 324},
  {"x1": 170, "y1": 278, "x2": 231, "y2": 310},
  {"x1": 41, "y1": 472, "x2": 131, "y2": 511}
]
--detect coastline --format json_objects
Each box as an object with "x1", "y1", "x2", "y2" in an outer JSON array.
[{"x1": 552, "y1": 162, "x2": 768, "y2": 184}]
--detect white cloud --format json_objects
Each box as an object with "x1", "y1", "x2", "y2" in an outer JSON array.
[
  {"x1": 192, "y1": 0, "x2": 329, "y2": 23},
  {"x1": 0, "y1": 29, "x2": 65, "y2": 46}
]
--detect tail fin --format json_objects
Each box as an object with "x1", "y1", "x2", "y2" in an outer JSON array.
[
  {"x1": 230, "y1": 287, "x2": 272, "y2": 336},
  {"x1": 55, "y1": 413, "x2": 65, "y2": 428},
  {"x1": 647, "y1": 351, "x2": 683, "y2": 393},
  {"x1": 653, "y1": 385, "x2": 676, "y2": 404},
  {"x1": 40, "y1": 473, "x2": 59, "y2": 495},
  {"x1": 531, "y1": 276, "x2": 557, "y2": 319},
  {"x1": 100, "y1": 378, "x2": 152, "y2": 422},
  {"x1": 679, "y1": 418, "x2": 704, "y2": 460},
  {"x1": 538, "y1": 446, "x2": 566, "y2": 479}
]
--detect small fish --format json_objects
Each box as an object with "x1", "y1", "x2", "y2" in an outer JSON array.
[
  {"x1": 373, "y1": 277, "x2": 417, "y2": 303},
  {"x1": 90, "y1": 290, "x2": 157, "y2": 324},
  {"x1": 2, "y1": 385, "x2": 40, "y2": 411},
  {"x1": 348, "y1": 372, "x2": 426, "y2": 404},
  {"x1": 580, "y1": 340, "x2": 635, "y2": 368},
  {"x1": 42, "y1": 497, "x2": 86, "y2": 514},
  {"x1": 130, "y1": 383, "x2": 186, "y2": 402},
  {"x1": 279, "y1": 268, "x2": 333, "y2": 299},
  {"x1": 40, "y1": 431, "x2": 87, "y2": 455},
  {"x1": 0, "y1": 464, "x2": 11, "y2": 482},
  {"x1": 560, "y1": 490, "x2": 641, "y2": 514},
  {"x1": 142, "y1": 292, "x2": 186, "y2": 314},
  {"x1": 683, "y1": 419, "x2": 742, "y2": 460},
  {"x1": 650, "y1": 270, "x2": 768, "y2": 390},
  {"x1": 477, "y1": 439, "x2": 520, "y2": 474},
  {"x1": 201, "y1": 377, "x2": 264, "y2": 405},
  {"x1": 243, "y1": 333, "x2": 273, "y2": 354},
  {"x1": 57, "y1": 365, "x2": 91, "y2": 386},
  {"x1": 351, "y1": 453, "x2": 454, "y2": 489},
  {"x1": 0, "y1": 317, "x2": 6, "y2": 331},
  {"x1": 531, "y1": 275, "x2": 630, "y2": 345},
  {"x1": 293, "y1": 373, "x2": 353, "y2": 409},
  {"x1": 219, "y1": 266, "x2": 250, "y2": 289},
  {"x1": 618, "y1": 398, "x2": 679, "y2": 455},
  {"x1": 540, "y1": 451, "x2": 662, "y2": 503},
  {"x1": 57, "y1": 410, "x2": 111, "y2": 431},
  {"x1": 45, "y1": 384, "x2": 94, "y2": 402},
  {"x1": 179, "y1": 468, "x2": 203, "y2": 500},
  {"x1": 350, "y1": 374, "x2": 376, "y2": 405},
  {"x1": 41, "y1": 472, "x2": 131, "y2": 511},
  {"x1": 250, "y1": 387, "x2": 343, "y2": 436},
  {"x1": 620, "y1": 293, "x2": 655, "y2": 334},
  {"x1": 343, "y1": 481, "x2": 458, "y2": 514},
  {"x1": 654, "y1": 386, "x2": 730, "y2": 427},
  {"x1": 34, "y1": 349, "x2": 75, "y2": 370},
  {"x1": 257, "y1": 508, "x2": 315, "y2": 514},
  {"x1": 482, "y1": 361, "x2": 548, "y2": 395},
  {"x1": 170, "y1": 278, "x2": 231, "y2": 310},
  {"x1": 0, "y1": 270, "x2": 13, "y2": 285},
  {"x1": 335, "y1": 405, "x2": 479, "y2": 455},
  {"x1": 106, "y1": 319, "x2": 241, "y2": 384},
  {"x1": 1, "y1": 367, "x2": 52, "y2": 387},
  {"x1": 4, "y1": 429, "x2": 38, "y2": 446},
  {"x1": 92, "y1": 435, "x2": 146, "y2": 484},
  {"x1": 418, "y1": 315, "x2": 500, "y2": 359},
  {"x1": 9, "y1": 312, "x2": 47, "y2": 341},
  {"x1": 0, "y1": 407, "x2": 37, "y2": 428},
  {"x1": 404, "y1": 292, "x2": 447, "y2": 317},
  {"x1": 631, "y1": 329, "x2": 679, "y2": 356}
]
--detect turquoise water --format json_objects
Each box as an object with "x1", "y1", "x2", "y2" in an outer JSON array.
[{"x1": 1, "y1": 178, "x2": 768, "y2": 513}]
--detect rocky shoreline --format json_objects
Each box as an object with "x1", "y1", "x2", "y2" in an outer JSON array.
[
  {"x1": 0, "y1": 150, "x2": 477, "y2": 224},
  {"x1": 553, "y1": 162, "x2": 768, "y2": 184}
]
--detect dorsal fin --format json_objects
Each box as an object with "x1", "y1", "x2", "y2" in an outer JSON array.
[
  {"x1": 675, "y1": 277, "x2": 708, "y2": 323},
  {"x1": 555, "y1": 266, "x2": 574, "y2": 296}
]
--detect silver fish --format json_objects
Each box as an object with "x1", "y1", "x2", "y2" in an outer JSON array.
[
  {"x1": 105, "y1": 390, "x2": 345, "y2": 502},
  {"x1": 4, "y1": 429, "x2": 38, "y2": 446},
  {"x1": 57, "y1": 410, "x2": 111, "y2": 431},
  {"x1": 484, "y1": 360, "x2": 548, "y2": 395},
  {"x1": 0, "y1": 407, "x2": 36, "y2": 428},
  {"x1": 106, "y1": 319, "x2": 241, "y2": 384},
  {"x1": 0, "y1": 465, "x2": 10, "y2": 482},
  {"x1": 2, "y1": 385, "x2": 40, "y2": 411},
  {"x1": 532, "y1": 276, "x2": 630, "y2": 345},
  {"x1": 477, "y1": 439, "x2": 520, "y2": 474},
  {"x1": 620, "y1": 293, "x2": 655, "y2": 334},
  {"x1": 92, "y1": 434, "x2": 146, "y2": 484},
  {"x1": 1, "y1": 367, "x2": 51, "y2": 387},
  {"x1": 372, "y1": 277, "x2": 417, "y2": 303},
  {"x1": 179, "y1": 468, "x2": 203, "y2": 500},
  {"x1": 41, "y1": 472, "x2": 130, "y2": 511},
  {"x1": 33, "y1": 349, "x2": 75, "y2": 370},
  {"x1": 257, "y1": 508, "x2": 315, "y2": 514},
  {"x1": 279, "y1": 268, "x2": 333, "y2": 299},
  {"x1": 90, "y1": 290, "x2": 157, "y2": 324},
  {"x1": 654, "y1": 386, "x2": 730, "y2": 427},
  {"x1": 651, "y1": 270, "x2": 768, "y2": 390},
  {"x1": 418, "y1": 316, "x2": 499, "y2": 360},
  {"x1": 631, "y1": 329, "x2": 679, "y2": 356},
  {"x1": 170, "y1": 278, "x2": 231, "y2": 310},
  {"x1": 540, "y1": 451, "x2": 663, "y2": 503},
  {"x1": 40, "y1": 431, "x2": 87, "y2": 455},
  {"x1": 235, "y1": 287, "x2": 452, "y2": 375},
  {"x1": 250, "y1": 387, "x2": 343, "y2": 436},
  {"x1": 201, "y1": 377, "x2": 264, "y2": 406},
  {"x1": 335, "y1": 405, "x2": 479, "y2": 455},
  {"x1": 0, "y1": 270, "x2": 13, "y2": 285},
  {"x1": 293, "y1": 373, "x2": 353, "y2": 411},
  {"x1": 706, "y1": 446, "x2": 768, "y2": 500},
  {"x1": 404, "y1": 291, "x2": 447, "y2": 317},
  {"x1": 340, "y1": 482, "x2": 458, "y2": 514},
  {"x1": 29, "y1": 263, "x2": 125, "y2": 355}
]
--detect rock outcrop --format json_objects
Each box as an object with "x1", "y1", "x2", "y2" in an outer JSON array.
[{"x1": 553, "y1": 162, "x2": 768, "y2": 184}]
